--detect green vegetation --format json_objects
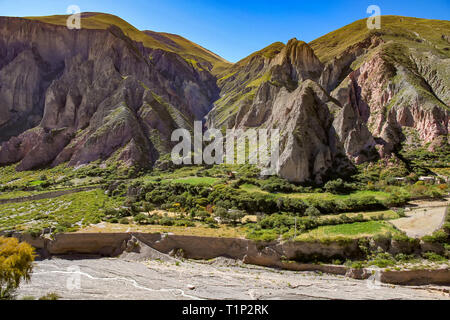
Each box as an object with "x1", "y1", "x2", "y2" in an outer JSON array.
[
  {"x1": 421, "y1": 209, "x2": 450, "y2": 245},
  {"x1": 0, "y1": 189, "x2": 123, "y2": 234},
  {"x1": 0, "y1": 14, "x2": 444, "y2": 270},
  {"x1": 38, "y1": 292, "x2": 61, "y2": 300},
  {"x1": 0, "y1": 237, "x2": 35, "y2": 300},
  {"x1": 306, "y1": 221, "x2": 396, "y2": 237},
  {"x1": 232, "y1": 42, "x2": 285, "y2": 69},
  {"x1": 170, "y1": 177, "x2": 221, "y2": 186},
  {"x1": 400, "y1": 145, "x2": 450, "y2": 175},
  {"x1": 247, "y1": 212, "x2": 400, "y2": 242},
  {"x1": 346, "y1": 249, "x2": 450, "y2": 270},
  {"x1": 246, "y1": 71, "x2": 272, "y2": 88},
  {"x1": 0, "y1": 161, "x2": 447, "y2": 239},
  {"x1": 310, "y1": 16, "x2": 450, "y2": 63},
  {"x1": 0, "y1": 159, "x2": 447, "y2": 270},
  {"x1": 210, "y1": 86, "x2": 258, "y2": 128}
]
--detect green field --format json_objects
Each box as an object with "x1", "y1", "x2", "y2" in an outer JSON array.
[
  {"x1": 0, "y1": 189, "x2": 53, "y2": 200},
  {"x1": 0, "y1": 189, "x2": 123, "y2": 233},
  {"x1": 319, "y1": 210, "x2": 399, "y2": 221},
  {"x1": 0, "y1": 164, "x2": 68, "y2": 187},
  {"x1": 170, "y1": 177, "x2": 221, "y2": 185},
  {"x1": 239, "y1": 183, "x2": 390, "y2": 201},
  {"x1": 297, "y1": 221, "x2": 400, "y2": 241}
]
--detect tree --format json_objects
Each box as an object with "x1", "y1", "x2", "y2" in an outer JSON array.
[
  {"x1": 134, "y1": 213, "x2": 148, "y2": 225},
  {"x1": 214, "y1": 207, "x2": 246, "y2": 226},
  {"x1": 214, "y1": 207, "x2": 228, "y2": 222},
  {"x1": 0, "y1": 237, "x2": 35, "y2": 300},
  {"x1": 324, "y1": 179, "x2": 355, "y2": 195},
  {"x1": 305, "y1": 206, "x2": 321, "y2": 217},
  {"x1": 227, "y1": 209, "x2": 246, "y2": 226}
]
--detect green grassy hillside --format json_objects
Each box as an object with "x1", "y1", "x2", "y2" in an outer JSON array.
[
  {"x1": 309, "y1": 15, "x2": 450, "y2": 63},
  {"x1": 24, "y1": 12, "x2": 231, "y2": 73}
]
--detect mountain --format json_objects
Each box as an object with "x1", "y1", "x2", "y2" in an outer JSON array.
[
  {"x1": 312, "y1": 16, "x2": 450, "y2": 160},
  {"x1": 210, "y1": 16, "x2": 449, "y2": 182},
  {"x1": 0, "y1": 14, "x2": 448, "y2": 183},
  {"x1": 25, "y1": 12, "x2": 231, "y2": 73},
  {"x1": 0, "y1": 13, "x2": 220, "y2": 171}
]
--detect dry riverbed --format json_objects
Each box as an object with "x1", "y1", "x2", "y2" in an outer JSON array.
[{"x1": 17, "y1": 256, "x2": 450, "y2": 300}]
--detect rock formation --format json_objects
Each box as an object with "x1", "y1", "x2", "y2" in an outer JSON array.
[
  {"x1": 0, "y1": 14, "x2": 448, "y2": 183},
  {"x1": 210, "y1": 16, "x2": 449, "y2": 181},
  {"x1": 0, "y1": 15, "x2": 220, "y2": 170}
]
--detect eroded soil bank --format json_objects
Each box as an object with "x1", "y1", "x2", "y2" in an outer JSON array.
[{"x1": 6, "y1": 231, "x2": 450, "y2": 287}]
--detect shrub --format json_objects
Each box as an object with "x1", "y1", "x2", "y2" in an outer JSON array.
[
  {"x1": 109, "y1": 218, "x2": 119, "y2": 224},
  {"x1": 204, "y1": 217, "x2": 218, "y2": 228},
  {"x1": 196, "y1": 211, "x2": 210, "y2": 222},
  {"x1": 214, "y1": 207, "x2": 246, "y2": 226},
  {"x1": 160, "y1": 217, "x2": 174, "y2": 226},
  {"x1": 246, "y1": 229, "x2": 279, "y2": 242},
  {"x1": 395, "y1": 253, "x2": 417, "y2": 263},
  {"x1": 422, "y1": 252, "x2": 446, "y2": 262},
  {"x1": 397, "y1": 209, "x2": 406, "y2": 217},
  {"x1": 119, "y1": 218, "x2": 130, "y2": 225},
  {"x1": 117, "y1": 208, "x2": 132, "y2": 218},
  {"x1": 443, "y1": 222, "x2": 450, "y2": 233},
  {"x1": 142, "y1": 202, "x2": 155, "y2": 212},
  {"x1": 0, "y1": 237, "x2": 35, "y2": 300},
  {"x1": 383, "y1": 193, "x2": 409, "y2": 207},
  {"x1": 345, "y1": 261, "x2": 365, "y2": 269},
  {"x1": 173, "y1": 220, "x2": 195, "y2": 227},
  {"x1": 39, "y1": 292, "x2": 61, "y2": 300},
  {"x1": 368, "y1": 252, "x2": 396, "y2": 268},
  {"x1": 422, "y1": 230, "x2": 448, "y2": 244},
  {"x1": 324, "y1": 179, "x2": 355, "y2": 195},
  {"x1": 134, "y1": 214, "x2": 148, "y2": 225},
  {"x1": 305, "y1": 206, "x2": 321, "y2": 217},
  {"x1": 26, "y1": 228, "x2": 43, "y2": 239}
]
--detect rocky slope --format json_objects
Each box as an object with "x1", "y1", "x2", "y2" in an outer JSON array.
[
  {"x1": 322, "y1": 18, "x2": 450, "y2": 162},
  {"x1": 0, "y1": 14, "x2": 448, "y2": 182},
  {"x1": 207, "y1": 39, "x2": 354, "y2": 183},
  {"x1": 0, "y1": 14, "x2": 221, "y2": 171},
  {"x1": 210, "y1": 16, "x2": 449, "y2": 181}
]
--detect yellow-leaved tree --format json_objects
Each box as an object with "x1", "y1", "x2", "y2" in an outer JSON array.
[{"x1": 0, "y1": 237, "x2": 35, "y2": 300}]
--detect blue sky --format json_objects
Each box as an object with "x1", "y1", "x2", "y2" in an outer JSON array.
[{"x1": 1, "y1": 0, "x2": 449, "y2": 62}]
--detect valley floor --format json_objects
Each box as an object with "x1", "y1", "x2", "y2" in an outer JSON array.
[{"x1": 16, "y1": 256, "x2": 450, "y2": 300}]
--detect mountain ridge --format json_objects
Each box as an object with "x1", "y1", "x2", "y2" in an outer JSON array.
[
  {"x1": 0, "y1": 13, "x2": 448, "y2": 183},
  {"x1": 23, "y1": 12, "x2": 232, "y2": 74}
]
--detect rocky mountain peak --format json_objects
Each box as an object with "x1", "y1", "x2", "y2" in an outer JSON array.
[
  {"x1": 0, "y1": 14, "x2": 448, "y2": 183},
  {"x1": 271, "y1": 38, "x2": 324, "y2": 83}
]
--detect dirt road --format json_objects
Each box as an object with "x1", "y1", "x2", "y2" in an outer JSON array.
[{"x1": 391, "y1": 198, "x2": 448, "y2": 238}]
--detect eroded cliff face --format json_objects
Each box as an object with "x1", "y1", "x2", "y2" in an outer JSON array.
[
  {"x1": 211, "y1": 17, "x2": 449, "y2": 182},
  {"x1": 0, "y1": 14, "x2": 448, "y2": 182},
  {"x1": 0, "y1": 17, "x2": 219, "y2": 170},
  {"x1": 271, "y1": 81, "x2": 353, "y2": 184},
  {"x1": 332, "y1": 42, "x2": 449, "y2": 160},
  {"x1": 209, "y1": 39, "x2": 354, "y2": 183}
]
